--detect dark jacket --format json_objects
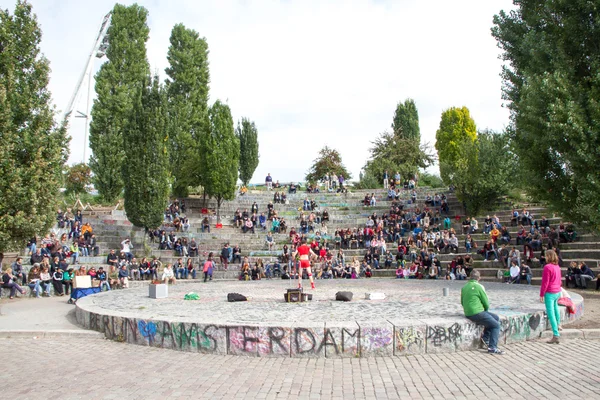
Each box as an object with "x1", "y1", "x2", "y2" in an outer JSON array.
[{"x1": 580, "y1": 264, "x2": 594, "y2": 277}]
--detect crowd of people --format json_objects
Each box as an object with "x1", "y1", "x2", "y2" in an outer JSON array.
[{"x1": 4, "y1": 185, "x2": 600, "y2": 301}]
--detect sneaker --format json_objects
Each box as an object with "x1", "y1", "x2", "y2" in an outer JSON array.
[
  {"x1": 488, "y1": 348, "x2": 505, "y2": 355},
  {"x1": 494, "y1": 259, "x2": 499, "y2": 262},
  {"x1": 484, "y1": 259, "x2": 489, "y2": 262}
]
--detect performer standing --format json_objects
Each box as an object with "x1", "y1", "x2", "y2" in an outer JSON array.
[{"x1": 293, "y1": 239, "x2": 316, "y2": 289}]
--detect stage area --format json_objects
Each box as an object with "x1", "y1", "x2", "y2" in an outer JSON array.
[{"x1": 75, "y1": 280, "x2": 584, "y2": 358}]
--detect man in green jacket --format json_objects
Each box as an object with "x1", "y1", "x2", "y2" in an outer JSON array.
[{"x1": 461, "y1": 270, "x2": 504, "y2": 355}]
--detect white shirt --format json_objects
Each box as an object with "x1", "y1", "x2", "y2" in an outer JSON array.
[
  {"x1": 121, "y1": 240, "x2": 131, "y2": 253},
  {"x1": 510, "y1": 265, "x2": 520, "y2": 278},
  {"x1": 162, "y1": 267, "x2": 174, "y2": 280}
]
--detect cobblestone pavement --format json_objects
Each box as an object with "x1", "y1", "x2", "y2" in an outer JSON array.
[
  {"x1": 3, "y1": 336, "x2": 599, "y2": 400},
  {"x1": 79, "y1": 279, "x2": 556, "y2": 324}
]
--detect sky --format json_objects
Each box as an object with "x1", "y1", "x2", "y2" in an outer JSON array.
[{"x1": 18, "y1": 0, "x2": 515, "y2": 184}]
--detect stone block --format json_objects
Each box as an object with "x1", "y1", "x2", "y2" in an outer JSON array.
[
  {"x1": 187, "y1": 324, "x2": 228, "y2": 354},
  {"x1": 500, "y1": 313, "x2": 545, "y2": 344},
  {"x1": 228, "y1": 325, "x2": 260, "y2": 356},
  {"x1": 323, "y1": 322, "x2": 360, "y2": 358},
  {"x1": 290, "y1": 324, "x2": 325, "y2": 358},
  {"x1": 257, "y1": 326, "x2": 292, "y2": 357},
  {"x1": 583, "y1": 329, "x2": 600, "y2": 339},
  {"x1": 390, "y1": 321, "x2": 426, "y2": 356},
  {"x1": 357, "y1": 322, "x2": 394, "y2": 357},
  {"x1": 422, "y1": 318, "x2": 482, "y2": 353}
]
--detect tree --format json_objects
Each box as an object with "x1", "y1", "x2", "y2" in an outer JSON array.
[
  {"x1": 165, "y1": 23, "x2": 210, "y2": 197},
  {"x1": 89, "y1": 4, "x2": 150, "y2": 202},
  {"x1": 236, "y1": 118, "x2": 259, "y2": 186},
  {"x1": 392, "y1": 98, "x2": 420, "y2": 141},
  {"x1": 0, "y1": 1, "x2": 69, "y2": 262},
  {"x1": 65, "y1": 163, "x2": 92, "y2": 195},
  {"x1": 435, "y1": 106, "x2": 477, "y2": 184},
  {"x1": 305, "y1": 146, "x2": 352, "y2": 184},
  {"x1": 444, "y1": 131, "x2": 517, "y2": 216},
  {"x1": 492, "y1": 1, "x2": 600, "y2": 227},
  {"x1": 361, "y1": 132, "x2": 435, "y2": 186},
  {"x1": 199, "y1": 100, "x2": 239, "y2": 223},
  {"x1": 122, "y1": 75, "x2": 170, "y2": 232}
]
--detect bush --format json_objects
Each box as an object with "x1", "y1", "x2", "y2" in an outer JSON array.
[
  {"x1": 419, "y1": 173, "x2": 445, "y2": 188},
  {"x1": 354, "y1": 171, "x2": 380, "y2": 190}
]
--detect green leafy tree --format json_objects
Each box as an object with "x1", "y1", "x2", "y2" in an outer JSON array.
[
  {"x1": 419, "y1": 173, "x2": 445, "y2": 189},
  {"x1": 165, "y1": 23, "x2": 210, "y2": 197},
  {"x1": 444, "y1": 130, "x2": 517, "y2": 216},
  {"x1": 122, "y1": 75, "x2": 170, "y2": 232},
  {"x1": 199, "y1": 100, "x2": 240, "y2": 223},
  {"x1": 65, "y1": 163, "x2": 92, "y2": 195},
  {"x1": 305, "y1": 146, "x2": 352, "y2": 184},
  {"x1": 0, "y1": 1, "x2": 69, "y2": 261},
  {"x1": 89, "y1": 3, "x2": 150, "y2": 202},
  {"x1": 435, "y1": 106, "x2": 477, "y2": 184},
  {"x1": 392, "y1": 98, "x2": 420, "y2": 141},
  {"x1": 361, "y1": 132, "x2": 435, "y2": 186},
  {"x1": 492, "y1": 1, "x2": 600, "y2": 227},
  {"x1": 236, "y1": 118, "x2": 259, "y2": 186}
]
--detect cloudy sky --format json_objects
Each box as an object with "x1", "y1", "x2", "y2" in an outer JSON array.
[{"x1": 23, "y1": 0, "x2": 515, "y2": 183}]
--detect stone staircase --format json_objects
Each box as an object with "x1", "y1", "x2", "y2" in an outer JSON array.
[{"x1": 16, "y1": 186, "x2": 600, "y2": 287}]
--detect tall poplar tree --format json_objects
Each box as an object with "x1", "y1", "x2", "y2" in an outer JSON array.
[
  {"x1": 392, "y1": 98, "x2": 421, "y2": 141},
  {"x1": 200, "y1": 100, "x2": 240, "y2": 223},
  {"x1": 435, "y1": 106, "x2": 477, "y2": 184},
  {"x1": 122, "y1": 75, "x2": 169, "y2": 232},
  {"x1": 165, "y1": 23, "x2": 210, "y2": 197},
  {"x1": 89, "y1": 3, "x2": 150, "y2": 202},
  {"x1": 236, "y1": 118, "x2": 259, "y2": 186},
  {"x1": 0, "y1": 1, "x2": 69, "y2": 261}
]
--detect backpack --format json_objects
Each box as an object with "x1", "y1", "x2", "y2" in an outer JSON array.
[
  {"x1": 227, "y1": 293, "x2": 247, "y2": 302},
  {"x1": 335, "y1": 291, "x2": 353, "y2": 302}
]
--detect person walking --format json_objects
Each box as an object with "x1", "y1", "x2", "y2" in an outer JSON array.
[
  {"x1": 460, "y1": 270, "x2": 505, "y2": 355},
  {"x1": 540, "y1": 249, "x2": 562, "y2": 344},
  {"x1": 203, "y1": 252, "x2": 215, "y2": 283}
]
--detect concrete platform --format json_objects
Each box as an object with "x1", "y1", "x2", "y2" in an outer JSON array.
[{"x1": 75, "y1": 279, "x2": 583, "y2": 358}]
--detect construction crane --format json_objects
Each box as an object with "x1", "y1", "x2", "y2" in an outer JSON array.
[{"x1": 63, "y1": 11, "x2": 112, "y2": 163}]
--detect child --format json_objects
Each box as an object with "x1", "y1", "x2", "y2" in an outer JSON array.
[{"x1": 396, "y1": 265, "x2": 404, "y2": 279}]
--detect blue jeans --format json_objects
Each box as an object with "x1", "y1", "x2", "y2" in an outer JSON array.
[
  {"x1": 41, "y1": 281, "x2": 51, "y2": 294},
  {"x1": 28, "y1": 281, "x2": 42, "y2": 297},
  {"x1": 485, "y1": 250, "x2": 498, "y2": 260},
  {"x1": 177, "y1": 268, "x2": 187, "y2": 279},
  {"x1": 188, "y1": 269, "x2": 197, "y2": 279},
  {"x1": 100, "y1": 281, "x2": 111, "y2": 291},
  {"x1": 465, "y1": 242, "x2": 472, "y2": 253},
  {"x1": 467, "y1": 311, "x2": 500, "y2": 349}
]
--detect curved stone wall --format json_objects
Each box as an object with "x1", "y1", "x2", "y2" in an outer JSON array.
[{"x1": 75, "y1": 280, "x2": 583, "y2": 357}]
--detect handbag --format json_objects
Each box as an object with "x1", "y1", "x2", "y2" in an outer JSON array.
[{"x1": 557, "y1": 297, "x2": 576, "y2": 314}]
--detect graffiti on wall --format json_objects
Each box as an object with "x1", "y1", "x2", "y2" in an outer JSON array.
[{"x1": 77, "y1": 308, "x2": 571, "y2": 358}]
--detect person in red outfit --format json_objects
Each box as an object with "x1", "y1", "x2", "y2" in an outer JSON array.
[{"x1": 293, "y1": 239, "x2": 317, "y2": 289}]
